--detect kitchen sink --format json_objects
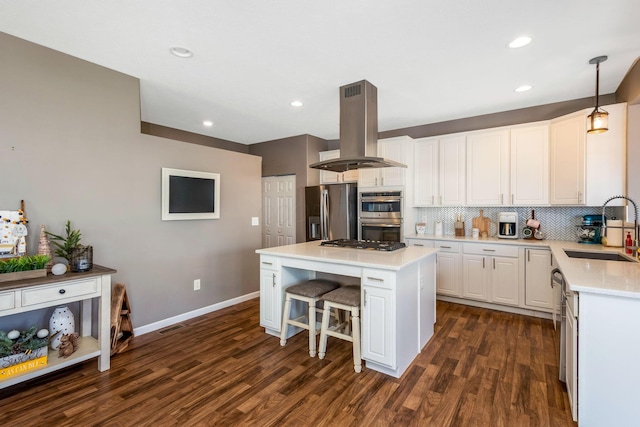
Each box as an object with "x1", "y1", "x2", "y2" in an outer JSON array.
[{"x1": 564, "y1": 250, "x2": 636, "y2": 262}]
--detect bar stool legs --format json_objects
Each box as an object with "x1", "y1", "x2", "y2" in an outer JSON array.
[
  {"x1": 279, "y1": 279, "x2": 340, "y2": 357},
  {"x1": 318, "y1": 285, "x2": 362, "y2": 373}
]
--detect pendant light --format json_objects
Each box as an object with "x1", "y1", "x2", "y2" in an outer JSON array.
[{"x1": 587, "y1": 55, "x2": 608, "y2": 134}]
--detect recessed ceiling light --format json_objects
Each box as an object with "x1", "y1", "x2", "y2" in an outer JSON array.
[
  {"x1": 203, "y1": 120, "x2": 214, "y2": 127},
  {"x1": 515, "y1": 85, "x2": 532, "y2": 92},
  {"x1": 170, "y1": 46, "x2": 193, "y2": 58},
  {"x1": 290, "y1": 101, "x2": 303, "y2": 107},
  {"x1": 509, "y1": 36, "x2": 532, "y2": 48}
]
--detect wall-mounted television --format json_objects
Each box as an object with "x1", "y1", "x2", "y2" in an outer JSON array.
[{"x1": 162, "y1": 168, "x2": 220, "y2": 220}]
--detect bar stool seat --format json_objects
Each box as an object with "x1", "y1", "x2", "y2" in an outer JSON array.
[
  {"x1": 318, "y1": 285, "x2": 362, "y2": 373},
  {"x1": 280, "y1": 279, "x2": 341, "y2": 357}
]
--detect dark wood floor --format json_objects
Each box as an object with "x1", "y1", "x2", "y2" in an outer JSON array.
[{"x1": 0, "y1": 299, "x2": 576, "y2": 426}]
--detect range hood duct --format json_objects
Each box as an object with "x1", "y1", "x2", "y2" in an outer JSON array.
[{"x1": 309, "y1": 80, "x2": 407, "y2": 173}]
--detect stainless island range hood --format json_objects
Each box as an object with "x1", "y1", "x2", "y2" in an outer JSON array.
[{"x1": 309, "y1": 80, "x2": 407, "y2": 173}]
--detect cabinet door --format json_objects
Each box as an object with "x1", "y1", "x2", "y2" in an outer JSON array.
[
  {"x1": 362, "y1": 284, "x2": 395, "y2": 367},
  {"x1": 462, "y1": 254, "x2": 489, "y2": 301},
  {"x1": 585, "y1": 103, "x2": 627, "y2": 206},
  {"x1": 566, "y1": 301, "x2": 578, "y2": 422},
  {"x1": 525, "y1": 249, "x2": 553, "y2": 310},
  {"x1": 550, "y1": 114, "x2": 585, "y2": 205},
  {"x1": 511, "y1": 125, "x2": 549, "y2": 205},
  {"x1": 259, "y1": 269, "x2": 280, "y2": 331},
  {"x1": 379, "y1": 137, "x2": 407, "y2": 187},
  {"x1": 358, "y1": 168, "x2": 378, "y2": 187},
  {"x1": 466, "y1": 130, "x2": 510, "y2": 205},
  {"x1": 413, "y1": 138, "x2": 438, "y2": 206},
  {"x1": 436, "y1": 252, "x2": 462, "y2": 297},
  {"x1": 490, "y1": 256, "x2": 519, "y2": 306},
  {"x1": 440, "y1": 136, "x2": 466, "y2": 206},
  {"x1": 319, "y1": 150, "x2": 340, "y2": 184}
]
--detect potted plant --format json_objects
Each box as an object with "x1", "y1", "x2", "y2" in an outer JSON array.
[
  {"x1": 0, "y1": 254, "x2": 50, "y2": 282},
  {"x1": 45, "y1": 221, "x2": 93, "y2": 272}
]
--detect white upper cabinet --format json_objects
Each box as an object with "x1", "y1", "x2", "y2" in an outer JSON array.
[
  {"x1": 413, "y1": 138, "x2": 438, "y2": 206},
  {"x1": 550, "y1": 112, "x2": 586, "y2": 205},
  {"x1": 550, "y1": 103, "x2": 626, "y2": 206},
  {"x1": 466, "y1": 129, "x2": 510, "y2": 205},
  {"x1": 585, "y1": 103, "x2": 627, "y2": 206},
  {"x1": 414, "y1": 135, "x2": 466, "y2": 206},
  {"x1": 510, "y1": 124, "x2": 549, "y2": 205},
  {"x1": 359, "y1": 136, "x2": 411, "y2": 188},
  {"x1": 319, "y1": 150, "x2": 358, "y2": 184}
]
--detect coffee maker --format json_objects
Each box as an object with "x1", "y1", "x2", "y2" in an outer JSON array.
[{"x1": 498, "y1": 212, "x2": 518, "y2": 239}]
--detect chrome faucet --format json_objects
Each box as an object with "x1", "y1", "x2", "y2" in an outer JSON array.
[{"x1": 601, "y1": 195, "x2": 639, "y2": 249}]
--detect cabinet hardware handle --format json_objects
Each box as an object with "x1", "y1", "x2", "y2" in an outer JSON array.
[
  {"x1": 578, "y1": 191, "x2": 582, "y2": 203},
  {"x1": 493, "y1": 258, "x2": 496, "y2": 269},
  {"x1": 272, "y1": 273, "x2": 276, "y2": 286},
  {"x1": 440, "y1": 245, "x2": 451, "y2": 249},
  {"x1": 364, "y1": 289, "x2": 367, "y2": 307},
  {"x1": 482, "y1": 249, "x2": 496, "y2": 252},
  {"x1": 483, "y1": 257, "x2": 485, "y2": 268},
  {"x1": 262, "y1": 261, "x2": 273, "y2": 266},
  {"x1": 59, "y1": 289, "x2": 66, "y2": 294},
  {"x1": 381, "y1": 177, "x2": 384, "y2": 186},
  {"x1": 501, "y1": 194, "x2": 504, "y2": 204},
  {"x1": 527, "y1": 250, "x2": 530, "y2": 262},
  {"x1": 415, "y1": 244, "x2": 424, "y2": 246},
  {"x1": 366, "y1": 277, "x2": 384, "y2": 282},
  {"x1": 512, "y1": 194, "x2": 514, "y2": 204}
]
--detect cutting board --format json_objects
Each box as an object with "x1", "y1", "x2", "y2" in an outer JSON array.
[{"x1": 472, "y1": 209, "x2": 490, "y2": 237}]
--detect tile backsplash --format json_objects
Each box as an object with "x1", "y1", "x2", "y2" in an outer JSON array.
[{"x1": 413, "y1": 206, "x2": 625, "y2": 241}]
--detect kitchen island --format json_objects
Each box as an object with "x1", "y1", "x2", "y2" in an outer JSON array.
[
  {"x1": 256, "y1": 241, "x2": 438, "y2": 378},
  {"x1": 549, "y1": 241, "x2": 640, "y2": 426}
]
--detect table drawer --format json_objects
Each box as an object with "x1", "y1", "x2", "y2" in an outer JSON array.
[
  {"x1": 21, "y1": 278, "x2": 99, "y2": 307},
  {"x1": 463, "y1": 243, "x2": 519, "y2": 258},
  {"x1": 0, "y1": 291, "x2": 15, "y2": 312}
]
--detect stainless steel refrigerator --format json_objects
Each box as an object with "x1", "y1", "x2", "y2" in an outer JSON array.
[{"x1": 305, "y1": 184, "x2": 358, "y2": 241}]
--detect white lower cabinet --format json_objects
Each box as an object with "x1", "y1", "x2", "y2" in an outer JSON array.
[
  {"x1": 259, "y1": 256, "x2": 281, "y2": 331},
  {"x1": 462, "y1": 243, "x2": 519, "y2": 306},
  {"x1": 524, "y1": 248, "x2": 554, "y2": 311},
  {"x1": 565, "y1": 291, "x2": 578, "y2": 422},
  {"x1": 361, "y1": 269, "x2": 395, "y2": 368},
  {"x1": 435, "y1": 241, "x2": 463, "y2": 297}
]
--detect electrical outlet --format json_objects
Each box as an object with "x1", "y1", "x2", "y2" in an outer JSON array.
[
  {"x1": 193, "y1": 279, "x2": 201, "y2": 291},
  {"x1": 251, "y1": 217, "x2": 259, "y2": 226}
]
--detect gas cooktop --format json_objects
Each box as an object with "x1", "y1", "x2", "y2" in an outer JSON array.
[{"x1": 320, "y1": 239, "x2": 406, "y2": 252}]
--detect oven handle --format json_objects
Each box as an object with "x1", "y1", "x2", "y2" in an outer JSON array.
[
  {"x1": 360, "y1": 197, "x2": 402, "y2": 203},
  {"x1": 360, "y1": 222, "x2": 402, "y2": 228}
]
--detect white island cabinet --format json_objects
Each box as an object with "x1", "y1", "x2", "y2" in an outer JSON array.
[{"x1": 256, "y1": 241, "x2": 437, "y2": 378}]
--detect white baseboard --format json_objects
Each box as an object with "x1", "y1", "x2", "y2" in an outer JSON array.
[{"x1": 134, "y1": 291, "x2": 260, "y2": 336}]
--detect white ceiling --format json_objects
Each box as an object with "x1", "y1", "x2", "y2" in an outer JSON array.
[{"x1": 1, "y1": 1, "x2": 640, "y2": 145}]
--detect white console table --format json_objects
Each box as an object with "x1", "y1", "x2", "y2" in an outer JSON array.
[{"x1": 0, "y1": 265, "x2": 115, "y2": 389}]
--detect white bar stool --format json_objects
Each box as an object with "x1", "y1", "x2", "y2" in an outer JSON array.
[
  {"x1": 318, "y1": 285, "x2": 362, "y2": 373},
  {"x1": 280, "y1": 279, "x2": 341, "y2": 357}
]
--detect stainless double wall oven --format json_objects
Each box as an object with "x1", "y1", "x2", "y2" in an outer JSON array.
[{"x1": 358, "y1": 191, "x2": 403, "y2": 242}]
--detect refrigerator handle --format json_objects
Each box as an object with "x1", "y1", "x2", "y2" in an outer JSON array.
[{"x1": 320, "y1": 189, "x2": 329, "y2": 240}]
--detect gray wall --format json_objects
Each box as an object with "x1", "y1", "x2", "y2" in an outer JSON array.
[
  {"x1": 249, "y1": 134, "x2": 327, "y2": 242},
  {"x1": 0, "y1": 32, "x2": 262, "y2": 330}
]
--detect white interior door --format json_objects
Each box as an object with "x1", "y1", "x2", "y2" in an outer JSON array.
[{"x1": 262, "y1": 175, "x2": 296, "y2": 248}]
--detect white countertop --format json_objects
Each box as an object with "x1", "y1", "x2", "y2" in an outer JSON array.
[
  {"x1": 406, "y1": 234, "x2": 640, "y2": 299},
  {"x1": 256, "y1": 241, "x2": 438, "y2": 271}
]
